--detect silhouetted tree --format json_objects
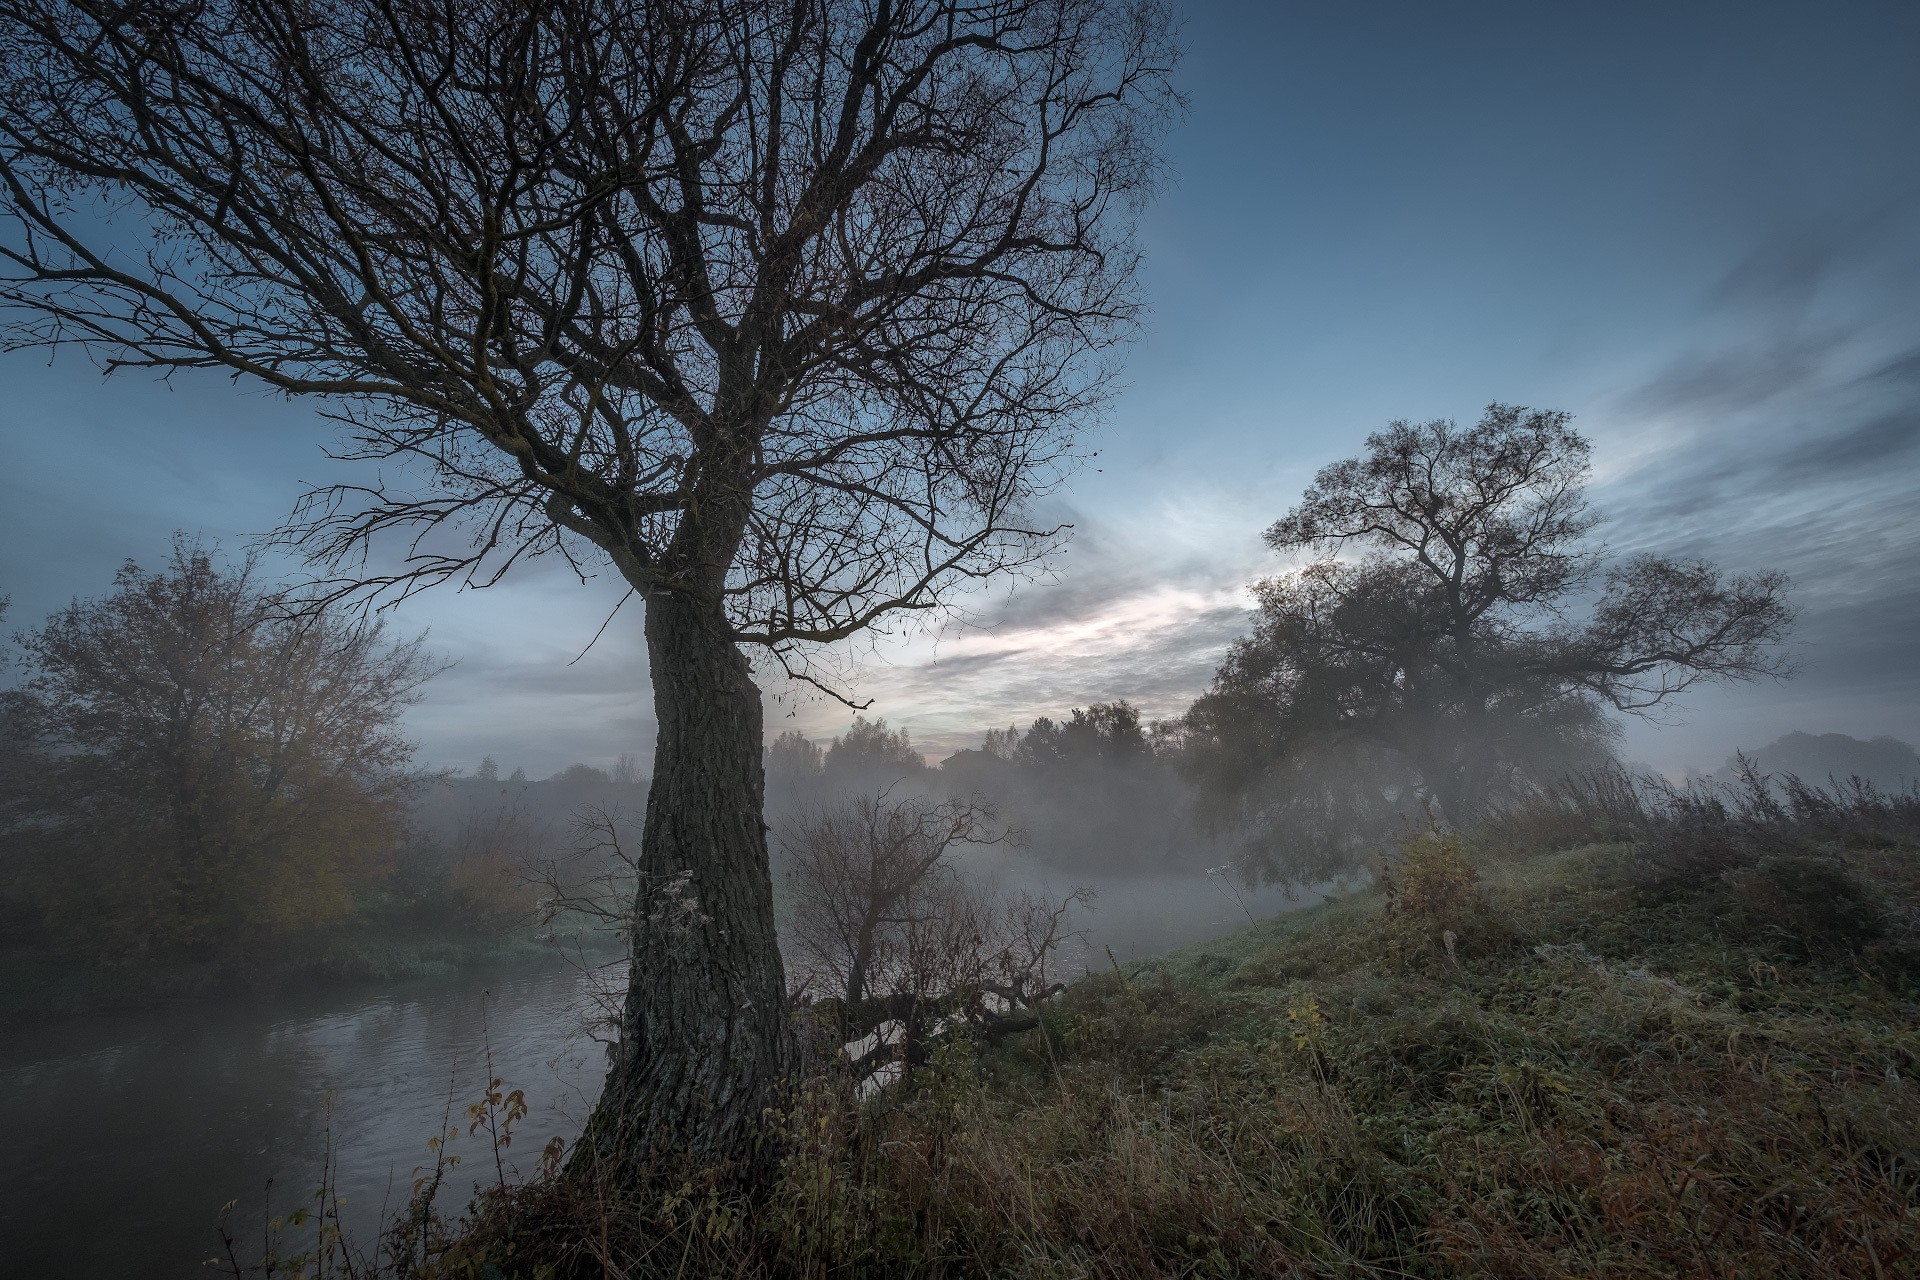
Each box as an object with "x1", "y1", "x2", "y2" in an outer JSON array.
[
  {"x1": 764, "y1": 729, "x2": 826, "y2": 825},
  {"x1": 766, "y1": 730, "x2": 824, "y2": 784},
  {"x1": 824, "y1": 717, "x2": 926, "y2": 787},
  {"x1": 766, "y1": 718, "x2": 924, "y2": 836},
  {"x1": 3, "y1": 539, "x2": 435, "y2": 960},
  {"x1": 0, "y1": 0, "x2": 1178, "y2": 1172},
  {"x1": 1010, "y1": 700, "x2": 1152, "y2": 770},
  {"x1": 1186, "y1": 405, "x2": 1793, "y2": 870},
  {"x1": 780, "y1": 789, "x2": 1080, "y2": 1089}
]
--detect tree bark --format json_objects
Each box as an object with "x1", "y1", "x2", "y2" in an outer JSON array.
[{"x1": 573, "y1": 587, "x2": 790, "y2": 1180}]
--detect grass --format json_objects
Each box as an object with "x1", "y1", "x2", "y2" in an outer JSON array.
[{"x1": 247, "y1": 776, "x2": 1920, "y2": 1278}]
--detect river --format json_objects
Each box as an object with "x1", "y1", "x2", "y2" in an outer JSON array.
[
  {"x1": 1, "y1": 871, "x2": 1327, "y2": 1278},
  {"x1": 1, "y1": 960, "x2": 607, "y2": 1278}
]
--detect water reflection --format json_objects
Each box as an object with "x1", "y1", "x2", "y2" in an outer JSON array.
[{"x1": 1, "y1": 963, "x2": 605, "y2": 1279}]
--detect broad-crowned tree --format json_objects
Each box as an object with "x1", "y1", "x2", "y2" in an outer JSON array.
[
  {"x1": 0, "y1": 0, "x2": 1178, "y2": 1171},
  {"x1": 4, "y1": 540, "x2": 434, "y2": 960},
  {"x1": 1184, "y1": 405, "x2": 1792, "y2": 872}
]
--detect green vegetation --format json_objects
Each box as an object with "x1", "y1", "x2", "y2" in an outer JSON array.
[{"x1": 374, "y1": 773, "x2": 1919, "y2": 1279}]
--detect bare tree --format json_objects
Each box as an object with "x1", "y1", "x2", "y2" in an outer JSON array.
[
  {"x1": 783, "y1": 790, "x2": 1002, "y2": 1013},
  {"x1": 780, "y1": 790, "x2": 1084, "y2": 1089},
  {"x1": 0, "y1": 0, "x2": 1178, "y2": 1172}
]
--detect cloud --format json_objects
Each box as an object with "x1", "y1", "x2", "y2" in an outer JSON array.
[
  {"x1": 1596, "y1": 217, "x2": 1920, "y2": 770},
  {"x1": 790, "y1": 210, "x2": 1920, "y2": 768},
  {"x1": 1618, "y1": 330, "x2": 1849, "y2": 419},
  {"x1": 770, "y1": 508, "x2": 1269, "y2": 758},
  {"x1": 1773, "y1": 406, "x2": 1920, "y2": 478}
]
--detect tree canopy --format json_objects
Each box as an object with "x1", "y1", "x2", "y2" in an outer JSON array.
[
  {"x1": 0, "y1": 0, "x2": 1179, "y2": 670},
  {"x1": 0, "y1": 0, "x2": 1180, "y2": 1171},
  {"x1": 986, "y1": 700, "x2": 1153, "y2": 770},
  {"x1": 1183, "y1": 405, "x2": 1794, "y2": 876},
  {"x1": 1, "y1": 540, "x2": 435, "y2": 961}
]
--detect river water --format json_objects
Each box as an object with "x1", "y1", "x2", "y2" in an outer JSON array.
[
  {"x1": 1, "y1": 872, "x2": 1326, "y2": 1278},
  {"x1": 1, "y1": 961, "x2": 608, "y2": 1279}
]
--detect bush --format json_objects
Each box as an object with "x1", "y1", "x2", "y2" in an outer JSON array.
[
  {"x1": 1727, "y1": 853, "x2": 1884, "y2": 961},
  {"x1": 1381, "y1": 827, "x2": 1481, "y2": 921},
  {"x1": 1377, "y1": 827, "x2": 1493, "y2": 971}
]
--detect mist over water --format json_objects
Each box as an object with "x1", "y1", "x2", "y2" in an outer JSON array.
[
  {"x1": 949, "y1": 846, "x2": 1348, "y2": 969},
  {"x1": 1, "y1": 821, "x2": 1332, "y2": 1279},
  {"x1": 0, "y1": 1, "x2": 1913, "y2": 1271},
  {"x1": 0, "y1": 545, "x2": 1900, "y2": 1279}
]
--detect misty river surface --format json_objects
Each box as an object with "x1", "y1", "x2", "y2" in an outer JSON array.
[{"x1": 1, "y1": 873, "x2": 1327, "y2": 1278}]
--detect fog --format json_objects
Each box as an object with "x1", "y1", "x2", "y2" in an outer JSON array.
[
  {"x1": 2, "y1": 1, "x2": 1915, "y2": 1273},
  {"x1": 758, "y1": 710, "x2": 1353, "y2": 969},
  {"x1": 6, "y1": 625, "x2": 1913, "y2": 1276},
  {"x1": 401, "y1": 709, "x2": 1351, "y2": 973},
  {"x1": 2, "y1": 488, "x2": 1908, "y2": 1278}
]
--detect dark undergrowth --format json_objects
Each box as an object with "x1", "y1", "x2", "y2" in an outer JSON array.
[{"x1": 240, "y1": 771, "x2": 1920, "y2": 1278}]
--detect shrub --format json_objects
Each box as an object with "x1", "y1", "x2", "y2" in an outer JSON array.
[
  {"x1": 1381, "y1": 827, "x2": 1481, "y2": 921},
  {"x1": 1476, "y1": 764, "x2": 1648, "y2": 858},
  {"x1": 1728, "y1": 853, "x2": 1884, "y2": 961},
  {"x1": 1376, "y1": 828, "x2": 1489, "y2": 971}
]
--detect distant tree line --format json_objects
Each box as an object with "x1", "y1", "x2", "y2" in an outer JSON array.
[
  {"x1": 767, "y1": 698, "x2": 1200, "y2": 879},
  {"x1": 770, "y1": 406, "x2": 1795, "y2": 894}
]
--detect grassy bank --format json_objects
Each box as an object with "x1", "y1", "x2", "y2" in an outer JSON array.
[{"x1": 412, "y1": 785, "x2": 1920, "y2": 1279}]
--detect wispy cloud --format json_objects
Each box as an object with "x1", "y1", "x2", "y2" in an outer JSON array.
[
  {"x1": 1591, "y1": 215, "x2": 1920, "y2": 768},
  {"x1": 770, "y1": 508, "x2": 1271, "y2": 758}
]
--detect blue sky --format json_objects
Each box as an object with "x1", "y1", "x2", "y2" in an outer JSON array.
[{"x1": 3, "y1": 0, "x2": 1917, "y2": 776}]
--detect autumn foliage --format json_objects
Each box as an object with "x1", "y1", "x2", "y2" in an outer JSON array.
[{"x1": 2, "y1": 539, "x2": 435, "y2": 963}]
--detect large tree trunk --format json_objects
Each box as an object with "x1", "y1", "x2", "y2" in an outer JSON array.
[{"x1": 574, "y1": 588, "x2": 790, "y2": 1180}]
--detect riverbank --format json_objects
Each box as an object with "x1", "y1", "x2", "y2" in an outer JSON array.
[
  {"x1": 429, "y1": 806, "x2": 1920, "y2": 1278},
  {"x1": 1, "y1": 867, "x2": 1332, "y2": 1279}
]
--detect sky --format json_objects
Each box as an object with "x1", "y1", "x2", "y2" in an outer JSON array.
[{"x1": 2, "y1": 0, "x2": 1917, "y2": 777}]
